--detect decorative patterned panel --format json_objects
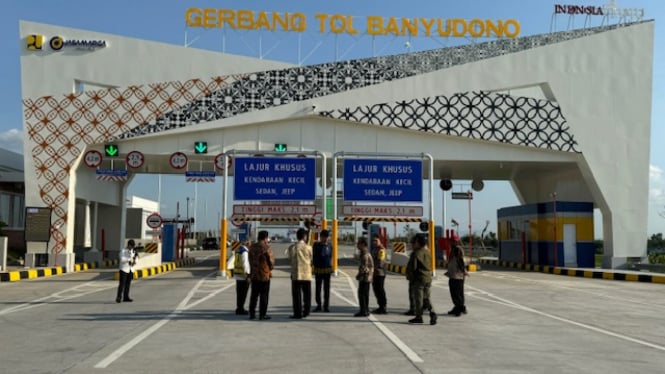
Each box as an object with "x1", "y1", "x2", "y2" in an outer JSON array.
[
  {"x1": 319, "y1": 91, "x2": 579, "y2": 152},
  {"x1": 23, "y1": 78, "x2": 231, "y2": 254},
  {"x1": 116, "y1": 22, "x2": 642, "y2": 140}
]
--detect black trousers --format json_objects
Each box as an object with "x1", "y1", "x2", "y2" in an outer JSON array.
[
  {"x1": 249, "y1": 280, "x2": 271, "y2": 318},
  {"x1": 372, "y1": 275, "x2": 387, "y2": 309},
  {"x1": 358, "y1": 281, "x2": 370, "y2": 314},
  {"x1": 449, "y1": 278, "x2": 465, "y2": 311},
  {"x1": 314, "y1": 273, "x2": 331, "y2": 309},
  {"x1": 117, "y1": 270, "x2": 132, "y2": 300},
  {"x1": 407, "y1": 281, "x2": 415, "y2": 311},
  {"x1": 235, "y1": 279, "x2": 250, "y2": 311},
  {"x1": 291, "y1": 279, "x2": 312, "y2": 317}
]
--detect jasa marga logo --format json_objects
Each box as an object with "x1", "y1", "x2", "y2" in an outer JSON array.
[
  {"x1": 50, "y1": 36, "x2": 107, "y2": 51},
  {"x1": 26, "y1": 34, "x2": 44, "y2": 50},
  {"x1": 26, "y1": 34, "x2": 107, "y2": 51},
  {"x1": 49, "y1": 36, "x2": 64, "y2": 50}
]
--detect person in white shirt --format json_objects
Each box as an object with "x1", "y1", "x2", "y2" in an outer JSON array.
[{"x1": 116, "y1": 239, "x2": 137, "y2": 303}]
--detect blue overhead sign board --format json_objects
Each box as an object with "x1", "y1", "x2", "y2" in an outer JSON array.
[
  {"x1": 234, "y1": 157, "x2": 316, "y2": 201},
  {"x1": 344, "y1": 159, "x2": 423, "y2": 202}
]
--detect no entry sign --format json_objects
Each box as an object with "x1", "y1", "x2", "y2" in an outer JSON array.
[{"x1": 146, "y1": 212, "x2": 163, "y2": 229}]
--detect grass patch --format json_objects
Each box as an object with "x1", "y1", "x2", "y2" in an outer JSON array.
[{"x1": 595, "y1": 254, "x2": 602, "y2": 268}]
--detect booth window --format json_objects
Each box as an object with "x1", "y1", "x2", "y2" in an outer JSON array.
[{"x1": 0, "y1": 192, "x2": 25, "y2": 229}]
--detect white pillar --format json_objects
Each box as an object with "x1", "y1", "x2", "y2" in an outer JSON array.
[
  {"x1": 84, "y1": 200, "x2": 92, "y2": 248},
  {"x1": 90, "y1": 201, "x2": 99, "y2": 251}
]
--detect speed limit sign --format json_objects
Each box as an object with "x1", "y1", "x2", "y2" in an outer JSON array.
[
  {"x1": 312, "y1": 213, "x2": 322, "y2": 227},
  {"x1": 83, "y1": 150, "x2": 103, "y2": 168},
  {"x1": 214, "y1": 153, "x2": 233, "y2": 172},
  {"x1": 169, "y1": 152, "x2": 188, "y2": 170},
  {"x1": 126, "y1": 151, "x2": 145, "y2": 169}
]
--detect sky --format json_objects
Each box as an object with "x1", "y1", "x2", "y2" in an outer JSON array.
[{"x1": 1, "y1": 0, "x2": 663, "y2": 238}]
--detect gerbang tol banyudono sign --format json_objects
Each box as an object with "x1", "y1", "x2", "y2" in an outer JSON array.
[{"x1": 185, "y1": 8, "x2": 521, "y2": 38}]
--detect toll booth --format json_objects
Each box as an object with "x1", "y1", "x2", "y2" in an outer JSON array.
[
  {"x1": 437, "y1": 228, "x2": 459, "y2": 261},
  {"x1": 432, "y1": 225, "x2": 444, "y2": 259},
  {"x1": 369, "y1": 224, "x2": 387, "y2": 251},
  {"x1": 162, "y1": 223, "x2": 177, "y2": 262},
  {"x1": 238, "y1": 223, "x2": 251, "y2": 242},
  {"x1": 497, "y1": 201, "x2": 595, "y2": 268}
]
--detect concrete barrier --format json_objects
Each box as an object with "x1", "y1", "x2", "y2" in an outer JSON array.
[{"x1": 387, "y1": 252, "x2": 409, "y2": 275}]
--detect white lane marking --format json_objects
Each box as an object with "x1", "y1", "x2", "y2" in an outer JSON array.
[
  {"x1": 476, "y1": 271, "x2": 665, "y2": 308},
  {"x1": 438, "y1": 284, "x2": 665, "y2": 353},
  {"x1": 337, "y1": 270, "x2": 424, "y2": 364},
  {"x1": 94, "y1": 273, "x2": 233, "y2": 368},
  {"x1": 0, "y1": 279, "x2": 117, "y2": 316}
]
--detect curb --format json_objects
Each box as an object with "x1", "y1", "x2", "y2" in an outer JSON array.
[
  {"x1": 0, "y1": 258, "x2": 195, "y2": 283},
  {"x1": 387, "y1": 260, "x2": 449, "y2": 276},
  {"x1": 479, "y1": 259, "x2": 665, "y2": 284},
  {"x1": 113, "y1": 258, "x2": 197, "y2": 280},
  {"x1": 386, "y1": 263, "x2": 406, "y2": 275}
]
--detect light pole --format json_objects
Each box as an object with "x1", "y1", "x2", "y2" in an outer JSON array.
[
  {"x1": 467, "y1": 190, "x2": 473, "y2": 265},
  {"x1": 551, "y1": 192, "x2": 558, "y2": 267},
  {"x1": 186, "y1": 197, "x2": 190, "y2": 239},
  {"x1": 451, "y1": 219, "x2": 459, "y2": 238}
]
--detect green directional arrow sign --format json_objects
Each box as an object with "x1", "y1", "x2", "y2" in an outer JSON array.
[
  {"x1": 274, "y1": 143, "x2": 287, "y2": 152},
  {"x1": 104, "y1": 144, "x2": 119, "y2": 157},
  {"x1": 194, "y1": 141, "x2": 208, "y2": 154}
]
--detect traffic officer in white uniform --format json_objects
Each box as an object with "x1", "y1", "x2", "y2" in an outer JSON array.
[{"x1": 117, "y1": 239, "x2": 137, "y2": 303}]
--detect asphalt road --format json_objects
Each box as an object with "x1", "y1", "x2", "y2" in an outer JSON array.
[{"x1": 1, "y1": 244, "x2": 664, "y2": 374}]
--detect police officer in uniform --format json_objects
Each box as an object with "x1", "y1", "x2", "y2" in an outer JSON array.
[
  {"x1": 229, "y1": 239, "x2": 251, "y2": 315},
  {"x1": 116, "y1": 239, "x2": 137, "y2": 303},
  {"x1": 371, "y1": 234, "x2": 388, "y2": 314}
]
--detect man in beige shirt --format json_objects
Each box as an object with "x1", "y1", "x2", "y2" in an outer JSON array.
[{"x1": 287, "y1": 228, "x2": 313, "y2": 319}]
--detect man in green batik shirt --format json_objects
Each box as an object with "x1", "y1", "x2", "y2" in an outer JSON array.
[{"x1": 405, "y1": 233, "x2": 437, "y2": 325}]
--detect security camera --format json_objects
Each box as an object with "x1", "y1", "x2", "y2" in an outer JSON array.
[{"x1": 311, "y1": 105, "x2": 317, "y2": 111}]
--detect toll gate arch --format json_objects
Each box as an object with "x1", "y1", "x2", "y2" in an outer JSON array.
[{"x1": 20, "y1": 20, "x2": 654, "y2": 270}]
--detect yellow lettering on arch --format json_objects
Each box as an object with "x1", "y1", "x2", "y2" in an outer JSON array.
[
  {"x1": 291, "y1": 12, "x2": 306, "y2": 32},
  {"x1": 468, "y1": 19, "x2": 484, "y2": 37},
  {"x1": 185, "y1": 7, "x2": 202, "y2": 27},
  {"x1": 218, "y1": 9, "x2": 236, "y2": 29},
  {"x1": 315, "y1": 14, "x2": 329, "y2": 33},
  {"x1": 385, "y1": 16, "x2": 400, "y2": 36},
  {"x1": 452, "y1": 19, "x2": 467, "y2": 37},
  {"x1": 420, "y1": 18, "x2": 434, "y2": 37},
  {"x1": 401, "y1": 18, "x2": 418, "y2": 36},
  {"x1": 485, "y1": 19, "x2": 502, "y2": 37},
  {"x1": 255, "y1": 11, "x2": 271, "y2": 30},
  {"x1": 367, "y1": 16, "x2": 384, "y2": 35},
  {"x1": 203, "y1": 8, "x2": 217, "y2": 28},
  {"x1": 437, "y1": 19, "x2": 452, "y2": 37},
  {"x1": 237, "y1": 10, "x2": 254, "y2": 30},
  {"x1": 504, "y1": 19, "x2": 521, "y2": 38},
  {"x1": 273, "y1": 11, "x2": 289, "y2": 31}
]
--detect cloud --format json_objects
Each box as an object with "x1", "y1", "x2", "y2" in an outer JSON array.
[
  {"x1": 0, "y1": 129, "x2": 23, "y2": 154},
  {"x1": 649, "y1": 164, "x2": 665, "y2": 209}
]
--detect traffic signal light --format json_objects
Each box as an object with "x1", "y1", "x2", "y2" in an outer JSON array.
[
  {"x1": 194, "y1": 141, "x2": 208, "y2": 154},
  {"x1": 274, "y1": 143, "x2": 287, "y2": 152},
  {"x1": 104, "y1": 144, "x2": 119, "y2": 157}
]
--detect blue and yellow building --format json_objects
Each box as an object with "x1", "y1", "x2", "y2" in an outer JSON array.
[{"x1": 498, "y1": 202, "x2": 594, "y2": 268}]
